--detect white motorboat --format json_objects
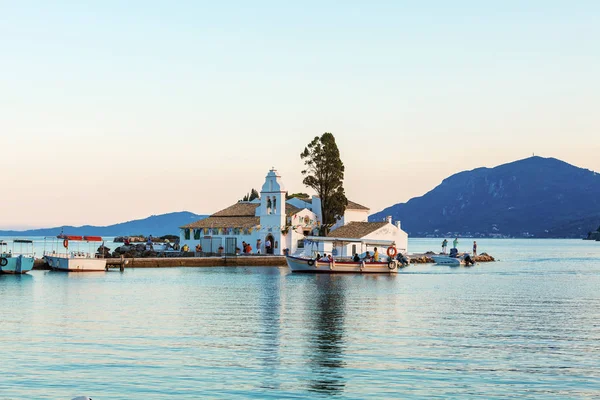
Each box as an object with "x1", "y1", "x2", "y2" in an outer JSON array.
[
  {"x1": 431, "y1": 249, "x2": 475, "y2": 266},
  {"x1": 431, "y1": 254, "x2": 465, "y2": 266},
  {"x1": 0, "y1": 239, "x2": 35, "y2": 274},
  {"x1": 43, "y1": 235, "x2": 107, "y2": 272}
]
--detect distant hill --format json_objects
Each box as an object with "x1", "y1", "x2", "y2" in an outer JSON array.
[
  {"x1": 0, "y1": 212, "x2": 208, "y2": 237},
  {"x1": 370, "y1": 156, "x2": 600, "y2": 238}
]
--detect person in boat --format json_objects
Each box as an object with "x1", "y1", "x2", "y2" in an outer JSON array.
[
  {"x1": 442, "y1": 239, "x2": 448, "y2": 254},
  {"x1": 373, "y1": 247, "x2": 380, "y2": 262},
  {"x1": 473, "y1": 241, "x2": 477, "y2": 256},
  {"x1": 246, "y1": 243, "x2": 253, "y2": 254},
  {"x1": 353, "y1": 253, "x2": 360, "y2": 262},
  {"x1": 242, "y1": 241, "x2": 247, "y2": 253},
  {"x1": 363, "y1": 251, "x2": 371, "y2": 262},
  {"x1": 315, "y1": 252, "x2": 321, "y2": 260},
  {"x1": 453, "y1": 237, "x2": 458, "y2": 250},
  {"x1": 195, "y1": 244, "x2": 202, "y2": 253},
  {"x1": 327, "y1": 254, "x2": 333, "y2": 262},
  {"x1": 320, "y1": 254, "x2": 329, "y2": 262},
  {"x1": 182, "y1": 244, "x2": 189, "y2": 252}
]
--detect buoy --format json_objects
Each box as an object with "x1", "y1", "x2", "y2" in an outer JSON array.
[{"x1": 386, "y1": 246, "x2": 397, "y2": 258}]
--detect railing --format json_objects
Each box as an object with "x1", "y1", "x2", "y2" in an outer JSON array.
[{"x1": 43, "y1": 251, "x2": 94, "y2": 259}]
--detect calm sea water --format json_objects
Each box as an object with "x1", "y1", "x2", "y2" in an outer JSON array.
[{"x1": 1, "y1": 239, "x2": 599, "y2": 399}]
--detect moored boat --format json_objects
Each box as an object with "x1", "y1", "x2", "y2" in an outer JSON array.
[
  {"x1": 431, "y1": 249, "x2": 475, "y2": 266},
  {"x1": 431, "y1": 254, "x2": 465, "y2": 266},
  {"x1": 0, "y1": 239, "x2": 35, "y2": 274},
  {"x1": 286, "y1": 236, "x2": 409, "y2": 274},
  {"x1": 43, "y1": 235, "x2": 107, "y2": 272},
  {"x1": 286, "y1": 254, "x2": 401, "y2": 273}
]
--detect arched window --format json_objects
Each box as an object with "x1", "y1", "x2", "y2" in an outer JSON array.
[
  {"x1": 273, "y1": 197, "x2": 277, "y2": 214},
  {"x1": 266, "y1": 197, "x2": 272, "y2": 214}
]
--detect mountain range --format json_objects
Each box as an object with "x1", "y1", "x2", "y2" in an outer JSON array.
[
  {"x1": 0, "y1": 212, "x2": 207, "y2": 237},
  {"x1": 3, "y1": 156, "x2": 598, "y2": 239},
  {"x1": 370, "y1": 156, "x2": 600, "y2": 238}
]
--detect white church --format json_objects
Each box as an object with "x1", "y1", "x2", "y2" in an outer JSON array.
[{"x1": 179, "y1": 168, "x2": 408, "y2": 256}]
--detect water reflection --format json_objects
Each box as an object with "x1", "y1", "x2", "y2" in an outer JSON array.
[
  {"x1": 258, "y1": 268, "x2": 284, "y2": 390},
  {"x1": 306, "y1": 275, "x2": 348, "y2": 395}
]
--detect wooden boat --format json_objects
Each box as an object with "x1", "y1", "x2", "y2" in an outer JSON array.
[
  {"x1": 286, "y1": 254, "x2": 402, "y2": 273},
  {"x1": 286, "y1": 236, "x2": 409, "y2": 274},
  {"x1": 43, "y1": 235, "x2": 107, "y2": 272}
]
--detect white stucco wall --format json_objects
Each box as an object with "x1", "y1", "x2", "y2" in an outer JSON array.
[
  {"x1": 286, "y1": 197, "x2": 312, "y2": 210},
  {"x1": 329, "y1": 209, "x2": 369, "y2": 232}
]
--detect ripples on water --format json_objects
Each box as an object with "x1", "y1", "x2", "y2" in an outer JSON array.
[{"x1": 1, "y1": 239, "x2": 599, "y2": 399}]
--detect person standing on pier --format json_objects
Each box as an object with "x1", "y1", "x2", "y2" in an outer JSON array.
[
  {"x1": 442, "y1": 239, "x2": 448, "y2": 254},
  {"x1": 473, "y1": 241, "x2": 477, "y2": 256},
  {"x1": 453, "y1": 237, "x2": 458, "y2": 250},
  {"x1": 265, "y1": 238, "x2": 272, "y2": 254}
]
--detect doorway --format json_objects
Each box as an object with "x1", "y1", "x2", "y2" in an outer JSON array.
[{"x1": 266, "y1": 234, "x2": 274, "y2": 254}]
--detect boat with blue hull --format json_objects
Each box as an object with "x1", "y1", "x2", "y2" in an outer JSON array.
[{"x1": 0, "y1": 240, "x2": 35, "y2": 274}]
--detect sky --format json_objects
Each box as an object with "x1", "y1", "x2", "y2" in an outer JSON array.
[{"x1": 1, "y1": 1, "x2": 599, "y2": 229}]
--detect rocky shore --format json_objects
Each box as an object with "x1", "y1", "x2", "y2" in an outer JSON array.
[{"x1": 408, "y1": 252, "x2": 496, "y2": 264}]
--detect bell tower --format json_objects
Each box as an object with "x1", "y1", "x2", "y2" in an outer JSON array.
[{"x1": 259, "y1": 168, "x2": 287, "y2": 254}]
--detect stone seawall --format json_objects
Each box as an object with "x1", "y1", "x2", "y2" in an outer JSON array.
[
  {"x1": 33, "y1": 256, "x2": 287, "y2": 270},
  {"x1": 33, "y1": 253, "x2": 495, "y2": 270}
]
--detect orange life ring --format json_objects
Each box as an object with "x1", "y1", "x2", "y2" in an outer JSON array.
[
  {"x1": 386, "y1": 246, "x2": 397, "y2": 258},
  {"x1": 63, "y1": 239, "x2": 69, "y2": 249}
]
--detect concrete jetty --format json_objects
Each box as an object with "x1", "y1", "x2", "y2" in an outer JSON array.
[{"x1": 33, "y1": 253, "x2": 495, "y2": 270}]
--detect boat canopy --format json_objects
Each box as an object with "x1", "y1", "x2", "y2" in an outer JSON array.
[
  {"x1": 56, "y1": 235, "x2": 84, "y2": 241},
  {"x1": 83, "y1": 236, "x2": 103, "y2": 242},
  {"x1": 304, "y1": 236, "x2": 396, "y2": 247},
  {"x1": 14, "y1": 239, "x2": 33, "y2": 243}
]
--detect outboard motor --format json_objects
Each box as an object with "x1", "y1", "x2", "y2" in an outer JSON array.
[
  {"x1": 449, "y1": 248, "x2": 458, "y2": 258},
  {"x1": 464, "y1": 254, "x2": 475, "y2": 266},
  {"x1": 396, "y1": 253, "x2": 409, "y2": 267}
]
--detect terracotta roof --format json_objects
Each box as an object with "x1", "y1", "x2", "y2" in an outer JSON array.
[
  {"x1": 181, "y1": 216, "x2": 260, "y2": 229},
  {"x1": 347, "y1": 200, "x2": 369, "y2": 211},
  {"x1": 212, "y1": 202, "x2": 258, "y2": 217},
  {"x1": 286, "y1": 204, "x2": 302, "y2": 216},
  {"x1": 327, "y1": 222, "x2": 388, "y2": 238}
]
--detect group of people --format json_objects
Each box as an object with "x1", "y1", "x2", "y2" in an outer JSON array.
[
  {"x1": 318, "y1": 253, "x2": 334, "y2": 262},
  {"x1": 241, "y1": 241, "x2": 254, "y2": 254},
  {"x1": 351, "y1": 247, "x2": 381, "y2": 263},
  {"x1": 442, "y1": 238, "x2": 477, "y2": 256}
]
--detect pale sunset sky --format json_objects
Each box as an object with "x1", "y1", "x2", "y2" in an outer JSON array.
[{"x1": 1, "y1": 1, "x2": 599, "y2": 229}]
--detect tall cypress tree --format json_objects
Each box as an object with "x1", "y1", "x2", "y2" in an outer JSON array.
[{"x1": 300, "y1": 133, "x2": 348, "y2": 235}]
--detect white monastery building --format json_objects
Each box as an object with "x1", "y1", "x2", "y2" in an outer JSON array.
[{"x1": 180, "y1": 168, "x2": 408, "y2": 256}]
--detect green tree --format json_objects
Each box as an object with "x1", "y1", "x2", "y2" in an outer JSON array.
[
  {"x1": 240, "y1": 188, "x2": 259, "y2": 202},
  {"x1": 286, "y1": 192, "x2": 310, "y2": 200},
  {"x1": 300, "y1": 133, "x2": 348, "y2": 235}
]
